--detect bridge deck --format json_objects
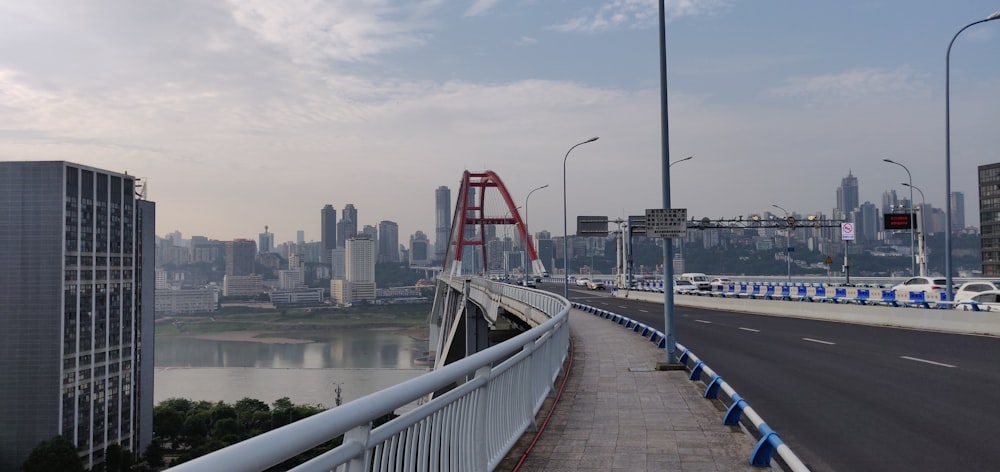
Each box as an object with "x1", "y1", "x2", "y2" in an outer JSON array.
[{"x1": 499, "y1": 308, "x2": 759, "y2": 471}]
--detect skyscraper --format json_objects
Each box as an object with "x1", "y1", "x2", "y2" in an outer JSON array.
[
  {"x1": 321, "y1": 204, "x2": 337, "y2": 266},
  {"x1": 836, "y1": 170, "x2": 859, "y2": 219},
  {"x1": 226, "y1": 239, "x2": 257, "y2": 276},
  {"x1": 331, "y1": 236, "x2": 376, "y2": 304},
  {"x1": 258, "y1": 225, "x2": 273, "y2": 254},
  {"x1": 951, "y1": 191, "x2": 965, "y2": 231},
  {"x1": 980, "y1": 164, "x2": 1000, "y2": 275},
  {"x1": 410, "y1": 231, "x2": 432, "y2": 266},
  {"x1": 434, "y1": 186, "x2": 451, "y2": 262},
  {"x1": 338, "y1": 204, "x2": 358, "y2": 248},
  {"x1": 0, "y1": 161, "x2": 155, "y2": 470},
  {"x1": 378, "y1": 220, "x2": 400, "y2": 263}
]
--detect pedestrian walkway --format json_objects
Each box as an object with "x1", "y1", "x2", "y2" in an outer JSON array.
[{"x1": 498, "y1": 308, "x2": 760, "y2": 471}]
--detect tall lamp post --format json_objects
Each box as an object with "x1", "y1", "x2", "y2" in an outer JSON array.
[
  {"x1": 772, "y1": 204, "x2": 792, "y2": 282},
  {"x1": 902, "y1": 183, "x2": 928, "y2": 277},
  {"x1": 563, "y1": 137, "x2": 599, "y2": 298},
  {"x1": 883, "y1": 158, "x2": 915, "y2": 276},
  {"x1": 945, "y1": 11, "x2": 1000, "y2": 301},
  {"x1": 523, "y1": 184, "x2": 549, "y2": 285}
]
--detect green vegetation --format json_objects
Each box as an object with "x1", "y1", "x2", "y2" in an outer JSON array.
[
  {"x1": 151, "y1": 396, "x2": 397, "y2": 469},
  {"x1": 156, "y1": 302, "x2": 431, "y2": 341},
  {"x1": 21, "y1": 436, "x2": 85, "y2": 472}
]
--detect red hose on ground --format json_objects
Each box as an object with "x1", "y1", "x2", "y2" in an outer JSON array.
[{"x1": 510, "y1": 336, "x2": 575, "y2": 471}]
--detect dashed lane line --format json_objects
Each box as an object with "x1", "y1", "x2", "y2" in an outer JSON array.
[
  {"x1": 802, "y1": 338, "x2": 836, "y2": 345},
  {"x1": 739, "y1": 327, "x2": 760, "y2": 332},
  {"x1": 695, "y1": 320, "x2": 712, "y2": 324},
  {"x1": 901, "y1": 356, "x2": 957, "y2": 368}
]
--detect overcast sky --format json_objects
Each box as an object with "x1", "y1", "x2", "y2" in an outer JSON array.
[{"x1": 1, "y1": 1, "x2": 998, "y2": 244}]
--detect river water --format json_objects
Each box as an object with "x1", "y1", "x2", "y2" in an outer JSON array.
[{"x1": 154, "y1": 327, "x2": 429, "y2": 408}]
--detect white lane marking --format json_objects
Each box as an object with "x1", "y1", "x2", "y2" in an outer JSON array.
[
  {"x1": 739, "y1": 327, "x2": 760, "y2": 332},
  {"x1": 695, "y1": 320, "x2": 712, "y2": 324},
  {"x1": 639, "y1": 309, "x2": 649, "y2": 313},
  {"x1": 901, "y1": 356, "x2": 956, "y2": 368},
  {"x1": 802, "y1": 337, "x2": 836, "y2": 345},
  {"x1": 618, "y1": 306, "x2": 628, "y2": 309}
]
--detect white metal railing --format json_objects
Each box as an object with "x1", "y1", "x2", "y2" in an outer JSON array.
[{"x1": 168, "y1": 282, "x2": 569, "y2": 472}]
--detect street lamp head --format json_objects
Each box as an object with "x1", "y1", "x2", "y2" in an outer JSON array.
[
  {"x1": 987, "y1": 11, "x2": 1000, "y2": 20},
  {"x1": 584, "y1": 136, "x2": 599, "y2": 143},
  {"x1": 882, "y1": 158, "x2": 895, "y2": 164}
]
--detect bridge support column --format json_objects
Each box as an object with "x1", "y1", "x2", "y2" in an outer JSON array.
[{"x1": 464, "y1": 280, "x2": 491, "y2": 359}]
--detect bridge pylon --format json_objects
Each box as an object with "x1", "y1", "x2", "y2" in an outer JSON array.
[{"x1": 443, "y1": 170, "x2": 544, "y2": 277}]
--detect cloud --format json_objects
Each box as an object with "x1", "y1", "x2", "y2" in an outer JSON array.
[
  {"x1": 550, "y1": 0, "x2": 729, "y2": 33},
  {"x1": 766, "y1": 68, "x2": 931, "y2": 103},
  {"x1": 514, "y1": 36, "x2": 538, "y2": 46},
  {"x1": 464, "y1": 0, "x2": 502, "y2": 17}
]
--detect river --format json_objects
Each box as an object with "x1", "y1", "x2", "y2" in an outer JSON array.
[{"x1": 154, "y1": 327, "x2": 429, "y2": 408}]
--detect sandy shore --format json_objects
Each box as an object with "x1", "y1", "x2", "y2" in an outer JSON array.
[{"x1": 190, "y1": 331, "x2": 314, "y2": 344}]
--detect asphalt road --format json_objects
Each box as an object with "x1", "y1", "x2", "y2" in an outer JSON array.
[{"x1": 550, "y1": 283, "x2": 1000, "y2": 472}]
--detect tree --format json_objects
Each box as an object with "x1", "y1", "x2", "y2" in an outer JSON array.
[{"x1": 21, "y1": 436, "x2": 84, "y2": 472}]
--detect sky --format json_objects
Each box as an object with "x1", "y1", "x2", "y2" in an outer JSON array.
[{"x1": 1, "y1": 1, "x2": 999, "y2": 244}]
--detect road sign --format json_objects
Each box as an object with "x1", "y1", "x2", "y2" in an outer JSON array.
[
  {"x1": 841, "y1": 222, "x2": 855, "y2": 241},
  {"x1": 577, "y1": 215, "x2": 609, "y2": 236},
  {"x1": 645, "y1": 208, "x2": 687, "y2": 238},
  {"x1": 825, "y1": 256, "x2": 833, "y2": 265},
  {"x1": 883, "y1": 213, "x2": 913, "y2": 230}
]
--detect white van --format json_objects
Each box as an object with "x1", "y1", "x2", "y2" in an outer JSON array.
[{"x1": 678, "y1": 273, "x2": 711, "y2": 290}]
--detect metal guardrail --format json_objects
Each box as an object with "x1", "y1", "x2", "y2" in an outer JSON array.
[
  {"x1": 574, "y1": 302, "x2": 810, "y2": 472},
  {"x1": 169, "y1": 282, "x2": 570, "y2": 472}
]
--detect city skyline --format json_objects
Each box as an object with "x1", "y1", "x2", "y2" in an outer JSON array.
[{"x1": 1, "y1": 2, "x2": 997, "y2": 242}]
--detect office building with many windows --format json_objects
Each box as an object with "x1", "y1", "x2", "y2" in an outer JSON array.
[{"x1": 0, "y1": 161, "x2": 155, "y2": 470}]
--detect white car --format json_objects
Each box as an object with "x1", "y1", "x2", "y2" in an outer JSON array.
[
  {"x1": 959, "y1": 290, "x2": 1000, "y2": 311},
  {"x1": 954, "y1": 281, "x2": 1000, "y2": 302},
  {"x1": 710, "y1": 277, "x2": 734, "y2": 288},
  {"x1": 586, "y1": 280, "x2": 606, "y2": 290},
  {"x1": 892, "y1": 277, "x2": 948, "y2": 295},
  {"x1": 673, "y1": 280, "x2": 698, "y2": 293},
  {"x1": 575, "y1": 277, "x2": 591, "y2": 287}
]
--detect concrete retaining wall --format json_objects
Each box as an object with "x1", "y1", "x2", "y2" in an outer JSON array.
[{"x1": 614, "y1": 290, "x2": 1000, "y2": 337}]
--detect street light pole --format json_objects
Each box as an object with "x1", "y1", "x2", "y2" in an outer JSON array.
[
  {"x1": 669, "y1": 155, "x2": 693, "y2": 167},
  {"x1": 883, "y1": 158, "x2": 915, "y2": 277},
  {"x1": 903, "y1": 183, "x2": 928, "y2": 277},
  {"x1": 772, "y1": 204, "x2": 791, "y2": 282},
  {"x1": 945, "y1": 11, "x2": 1000, "y2": 301},
  {"x1": 563, "y1": 137, "x2": 599, "y2": 298},
  {"x1": 524, "y1": 184, "x2": 549, "y2": 285}
]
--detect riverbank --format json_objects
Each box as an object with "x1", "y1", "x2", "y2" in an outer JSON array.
[{"x1": 156, "y1": 303, "x2": 431, "y2": 343}]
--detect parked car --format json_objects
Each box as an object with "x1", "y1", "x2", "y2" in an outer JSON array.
[
  {"x1": 586, "y1": 280, "x2": 606, "y2": 290},
  {"x1": 891, "y1": 277, "x2": 949, "y2": 295},
  {"x1": 673, "y1": 280, "x2": 698, "y2": 293},
  {"x1": 954, "y1": 281, "x2": 1000, "y2": 302},
  {"x1": 959, "y1": 290, "x2": 1000, "y2": 311},
  {"x1": 678, "y1": 272, "x2": 712, "y2": 290},
  {"x1": 710, "y1": 277, "x2": 734, "y2": 289}
]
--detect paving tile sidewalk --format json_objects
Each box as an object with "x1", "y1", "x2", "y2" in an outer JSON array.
[{"x1": 498, "y1": 308, "x2": 760, "y2": 471}]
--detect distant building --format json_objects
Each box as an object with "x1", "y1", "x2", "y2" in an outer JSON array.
[
  {"x1": 434, "y1": 186, "x2": 451, "y2": 262},
  {"x1": 278, "y1": 269, "x2": 305, "y2": 290},
  {"x1": 338, "y1": 204, "x2": 358, "y2": 248},
  {"x1": 951, "y1": 191, "x2": 965, "y2": 231},
  {"x1": 0, "y1": 161, "x2": 155, "y2": 470},
  {"x1": 258, "y1": 225, "x2": 274, "y2": 254},
  {"x1": 269, "y1": 288, "x2": 324, "y2": 306},
  {"x1": 321, "y1": 204, "x2": 337, "y2": 265},
  {"x1": 155, "y1": 288, "x2": 217, "y2": 314},
  {"x1": 980, "y1": 164, "x2": 1000, "y2": 275},
  {"x1": 226, "y1": 239, "x2": 256, "y2": 276},
  {"x1": 331, "y1": 237, "x2": 375, "y2": 304},
  {"x1": 410, "y1": 231, "x2": 432, "y2": 266},
  {"x1": 378, "y1": 220, "x2": 400, "y2": 263},
  {"x1": 835, "y1": 170, "x2": 859, "y2": 220},
  {"x1": 331, "y1": 248, "x2": 346, "y2": 280},
  {"x1": 223, "y1": 274, "x2": 264, "y2": 297}
]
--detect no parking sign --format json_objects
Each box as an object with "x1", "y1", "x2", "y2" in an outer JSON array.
[{"x1": 841, "y1": 222, "x2": 855, "y2": 241}]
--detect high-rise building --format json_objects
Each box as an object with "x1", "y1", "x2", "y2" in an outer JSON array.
[
  {"x1": 434, "y1": 186, "x2": 451, "y2": 262},
  {"x1": 258, "y1": 225, "x2": 274, "y2": 254},
  {"x1": 0, "y1": 161, "x2": 155, "y2": 470},
  {"x1": 332, "y1": 236, "x2": 376, "y2": 304},
  {"x1": 321, "y1": 204, "x2": 337, "y2": 265},
  {"x1": 338, "y1": 204, "x2": 358, "y2": 248},
  {"x1": 410, "y1": 231, "x2": 432, "y2": 266},
  {"x1": 881, "y1": 190, "x2": 898, "y2": 215},
  {"x1": 981, "y1": 164, "x2": 1000, "y2": 275},
  {"x1": 951, "y1": 191, "x2": 966, "y2": 231},
  {"x1": 836, "y1": 170, "x2": 859, "y2": 219},
  {"x1": 225, "y1": 239, "x2": 257, "y2": 276},
  {"x1": 296, "y1": 230, "x2": 305, "y2": 245},
  {"x1": 857, "y1": 201, "x2": 880, "y2": 242},
  {"x1": 378, "y1": 220, "x2": 400, "y2": 263}
]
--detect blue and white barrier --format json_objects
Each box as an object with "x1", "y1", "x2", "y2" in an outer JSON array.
[{"x1": 573, "y1": 302, "x2": 810, "y2": 471}]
